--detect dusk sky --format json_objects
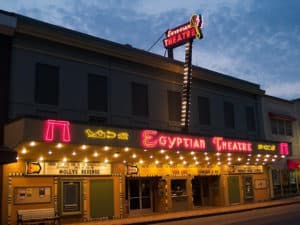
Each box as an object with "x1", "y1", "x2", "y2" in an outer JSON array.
[{"x1": 1, "y1": 0, "x2": 300, "y2": 100}]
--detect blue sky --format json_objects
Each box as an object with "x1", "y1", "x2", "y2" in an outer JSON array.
[{"x1": 1, "y1": 0, "x2": 300, "y2": 100}]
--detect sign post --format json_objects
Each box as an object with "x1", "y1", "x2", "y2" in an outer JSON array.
[{"x1": 163, "y1": 13, "x2": 203, "y2": 132}]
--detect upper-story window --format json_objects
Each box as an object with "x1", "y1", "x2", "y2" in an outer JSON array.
[
  {"x1": 131, "y1": 82, "x2": 148, "y2": 117},
  {"x1": 35, "y1": 63, "x2": 59, "y2": 105},
  {"x1": 168, "y1": 91, "x2": 181, "y2": 122},
  {"x1": 224, "y1": 101, "x2": 235, "y2": 129},
  {"x1": 246, "y1": 106, "x2": 256, "y2": 131},
  {"x1": 271, "y1": 119, "x2": 293, "y2": 136},
  {"x1": 198, "y1": 96, "x2": 210, "y2": 125},
  {"x1": 88, "y1": 74, "x2": 108, "y2": 112}
]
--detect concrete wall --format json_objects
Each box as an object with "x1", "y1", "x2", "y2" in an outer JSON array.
[
  {"x1": 8, "y1": 33, "x2": 264, "y2": 141},
  {"x1": 261, "y1": 96, "x2": 300, "y2": 157}
]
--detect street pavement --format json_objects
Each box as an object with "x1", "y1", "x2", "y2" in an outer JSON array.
[{"x1": 64, "y1": 196, "x2": 300, "y2": 225}]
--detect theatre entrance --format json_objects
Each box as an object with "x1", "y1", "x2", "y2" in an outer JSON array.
[
  {"x1": 192, "y1": 176, "x2": 220, "y2": 206},
  {"x1": 126, "y1": 178, "x2": 153, "y2": 214}
]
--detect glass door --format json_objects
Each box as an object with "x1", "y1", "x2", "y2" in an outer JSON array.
[{"x1": 128, "y1": 179, "x2": 152, "y2": 213}]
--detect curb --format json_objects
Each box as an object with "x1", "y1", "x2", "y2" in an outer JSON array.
[{"x1": 126, "y1": 198, "x2": 300, "y2": 225}]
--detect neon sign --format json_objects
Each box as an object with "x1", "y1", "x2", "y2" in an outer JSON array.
[
  {"x1": 43, "y1": 119, "x2": 71, "y2": 143},
  {"x1": 85, "y1": 129, "x2": 129, "y2": 140},
  {"x1": 163, "y1": 13, "x2": 203, "y2": 49},
  {"x1": 141, "y1": 130, "x2": 206, "y2": 150},
  {"x1": 257, "y1": 144, "x2": 276, "y2": 151},
  {"x1": 212, "y1": 137, "x2": 252, "y2": 153},
  {"x1": 279, "y1": 142, "x2": 289, "y2": 155}
]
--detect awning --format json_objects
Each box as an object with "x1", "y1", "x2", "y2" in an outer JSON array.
[
  {"x1": 287, "y1": 159, "x2": 300, "y2": 169},
  {"x1": 0, "y1": 146, "x2": 17, "y2": 165},
  {"x1": 268, "y1": 112, "x2": 296, "y2": 121}
]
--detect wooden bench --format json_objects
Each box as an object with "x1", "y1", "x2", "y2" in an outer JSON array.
[{"x1": 17, "y1": 208, "x2": 60, "y2": 225}]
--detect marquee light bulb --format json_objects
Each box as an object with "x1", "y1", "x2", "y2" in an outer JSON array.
[
  {"x1": 29, "y1": 141, "x2": 36, "y2": 147},
  {"x1": 56, "y1": 143, "x2": 63, "y2": 148},
  {"x1": 21, "y1": 148, "x2": 27, "y2": 154}
]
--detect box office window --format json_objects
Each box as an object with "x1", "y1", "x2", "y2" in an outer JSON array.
[
  {"x1": 88, "y1": 74, "x2": 108, "y2": 112},
  {"x1": 171, "y1": 179, "x2": 186, "y2": 196},
  {"x1": 35, "y1": 63, "x2": 59, "y2": 105},
  {"x1": 60, "y1": 180, "x2": 82, "y2": 215},
  {"x1": 131, "y1": 82, "x2": 149, "y2": 117},
  {"x1": 168, "y1": 91, "x2": 181, "y2": 122}
]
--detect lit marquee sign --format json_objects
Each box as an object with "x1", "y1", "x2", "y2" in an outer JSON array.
[
  {"x1": 26, "y1": 161, "x2": 111, "y2": 175},
  {"x1": 255, "y1": 142, "x2": 290, "y2": 155},
  {"x1": 163, "y1": 13, "x2": 203, "y2": 49},
  {"x1": 257, "y1": 144, "x2": 276, "y2": 151},
  {"x1": 43, "y1": 119, "x2": 71, "y2": 143},
  {"x1": 139, "y1": 130, "x2": 290, "y2": 155},
  {"x1": 279, "y1": 142, "x2": 289, "y2": 155},
  {"x1": 212, "y1": 137, "x2": 252, "y2": 153},
  {"x1": 141, "y1": 130, "x2": 206, "y2": 151},
  {"x1": 85, "y1": 129, "x2": 129, "y2": 140}
]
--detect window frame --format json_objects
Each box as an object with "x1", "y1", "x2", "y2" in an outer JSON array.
[
  {"x1": 131, "y1": 82, "x2": 149, "y2": 117},
  {"x1": 60, "y1": 179, "x2": 83, "y2": 216},
  {"x1": 198, "y1": 96, "x2": 211, "y2": 126},
  {"x1": 270, "y1": 118, "x2": 293, "y2": 136},
  {"x1": 245, "y1": 106, "x2": 256, "y2": 131},
  {"x1": 167, "y1": 90, "x2": 181, "y2": 122},
  {"x1": 35, "y1": 63, "x2": 59, "y2": 106},
  {"x1": 224, "y1": 101, "x2": 235, "y2": 129},
  {"x1": 88, "y1": 74, "x2": 108, "y2": 112}
]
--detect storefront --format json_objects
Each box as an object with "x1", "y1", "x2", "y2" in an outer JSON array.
[
  {"x1": 1, "y1": 118, "x2": 291, "y2": 224},
  {"x1": 269, "y1": 159, "x2": 300, "y2": 198}
]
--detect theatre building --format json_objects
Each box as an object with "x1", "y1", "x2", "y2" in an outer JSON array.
[{"x1": 0, "y1": 10, "x2": 292, "y2": 224}]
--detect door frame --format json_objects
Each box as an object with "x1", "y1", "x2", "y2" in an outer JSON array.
[
  {"x1": 127, "y1": 178, "x2": 153, "y2": 214},
  {"x1": 228, "y1": 175, "x2": 241, "y2": 205}
]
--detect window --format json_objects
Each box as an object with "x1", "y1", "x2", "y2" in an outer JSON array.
[
  {"x1": 198, "y1": 96, "x2": 210, "y2": 125},
  {"x1": 131, "y1": 82, "x2": 148, "y2": 117},
  {"x1": 61, "y1": 180, "x2": 82, "y2": 215},
  {"x1": 278, "y1": 120, "x2": 285, "y2": 135},
  {"x1": 168, "y1": 91, "x2": 181, "y2": 122},
  {"x1": 35, "y1": 63, "x2": 59, "y2": 105},
  {"x1": 224, "y1": 101, "x2": 235, "y2": 129},
  {"x1": 246, "y1": 106, "x2": 256, "y2": 131},
  {"x1": 171, "y1": 179, "x2": 186, "y2": 196},
  {"x1": 88, "y1": 74, "x2": 108, "y2": 111},
  {"x1": 271, "y1": 119, "x2": 293, "y2": 136},
  {"x1": 286, "y1": 121, "x2": 293, "y2": 136}
]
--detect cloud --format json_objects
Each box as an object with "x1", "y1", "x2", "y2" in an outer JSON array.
[
  {"x1": 1, "y1": 0, "x2": 300, "y2": 100},
  {"x1": 265, "y1": 81, "x2": 300, "y2": 100}
]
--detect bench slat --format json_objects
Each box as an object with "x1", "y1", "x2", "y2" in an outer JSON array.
[{"x1": 17, "y1": 208, "x2": 60, "y2": 225}]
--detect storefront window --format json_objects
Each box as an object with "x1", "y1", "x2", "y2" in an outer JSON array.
[
  {"x1": 272, "y1": 169, "x2": 281, "y2": 197},
  {"x1": 243, "y1": 176, "x2": 254, "y2": 200},
  {"x1": 60, "y1": 180, "x2": 82, "y2": 215},
  {"x1": 171, "y1": 180, "x2": 186, "y2": 196},
  {"x1": 289, "y1": 170, "x2": 297, "y2": 194}
]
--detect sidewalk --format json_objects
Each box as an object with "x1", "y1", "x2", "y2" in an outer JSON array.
[{"x1": 65, "y1": 196, "x2": 300, "y2": 225}]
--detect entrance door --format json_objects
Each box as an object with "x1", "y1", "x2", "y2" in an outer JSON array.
[
  {"x1": 90, "y1": 180, "x2": 114, "y2": 218},
  {"x1": 228, "y1": 176, "x2": 240, "y2": 204},
  {"x1": 243, "y1": 176, "x2": 254, "y2": 200},
  {"x1": 128, "y1": 179, "x2": 152, "y2": 213},
  {"x1": 192, "y1": 178, "x2": 202, "y2": 206}
]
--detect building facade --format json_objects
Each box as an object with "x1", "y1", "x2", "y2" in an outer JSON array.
[
  {"x1": 0, "y1": 10, "x2": 292, "y2": 225},
  {"x1": 261, "y1": 96, "x2": 300, "y2": 198}
]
